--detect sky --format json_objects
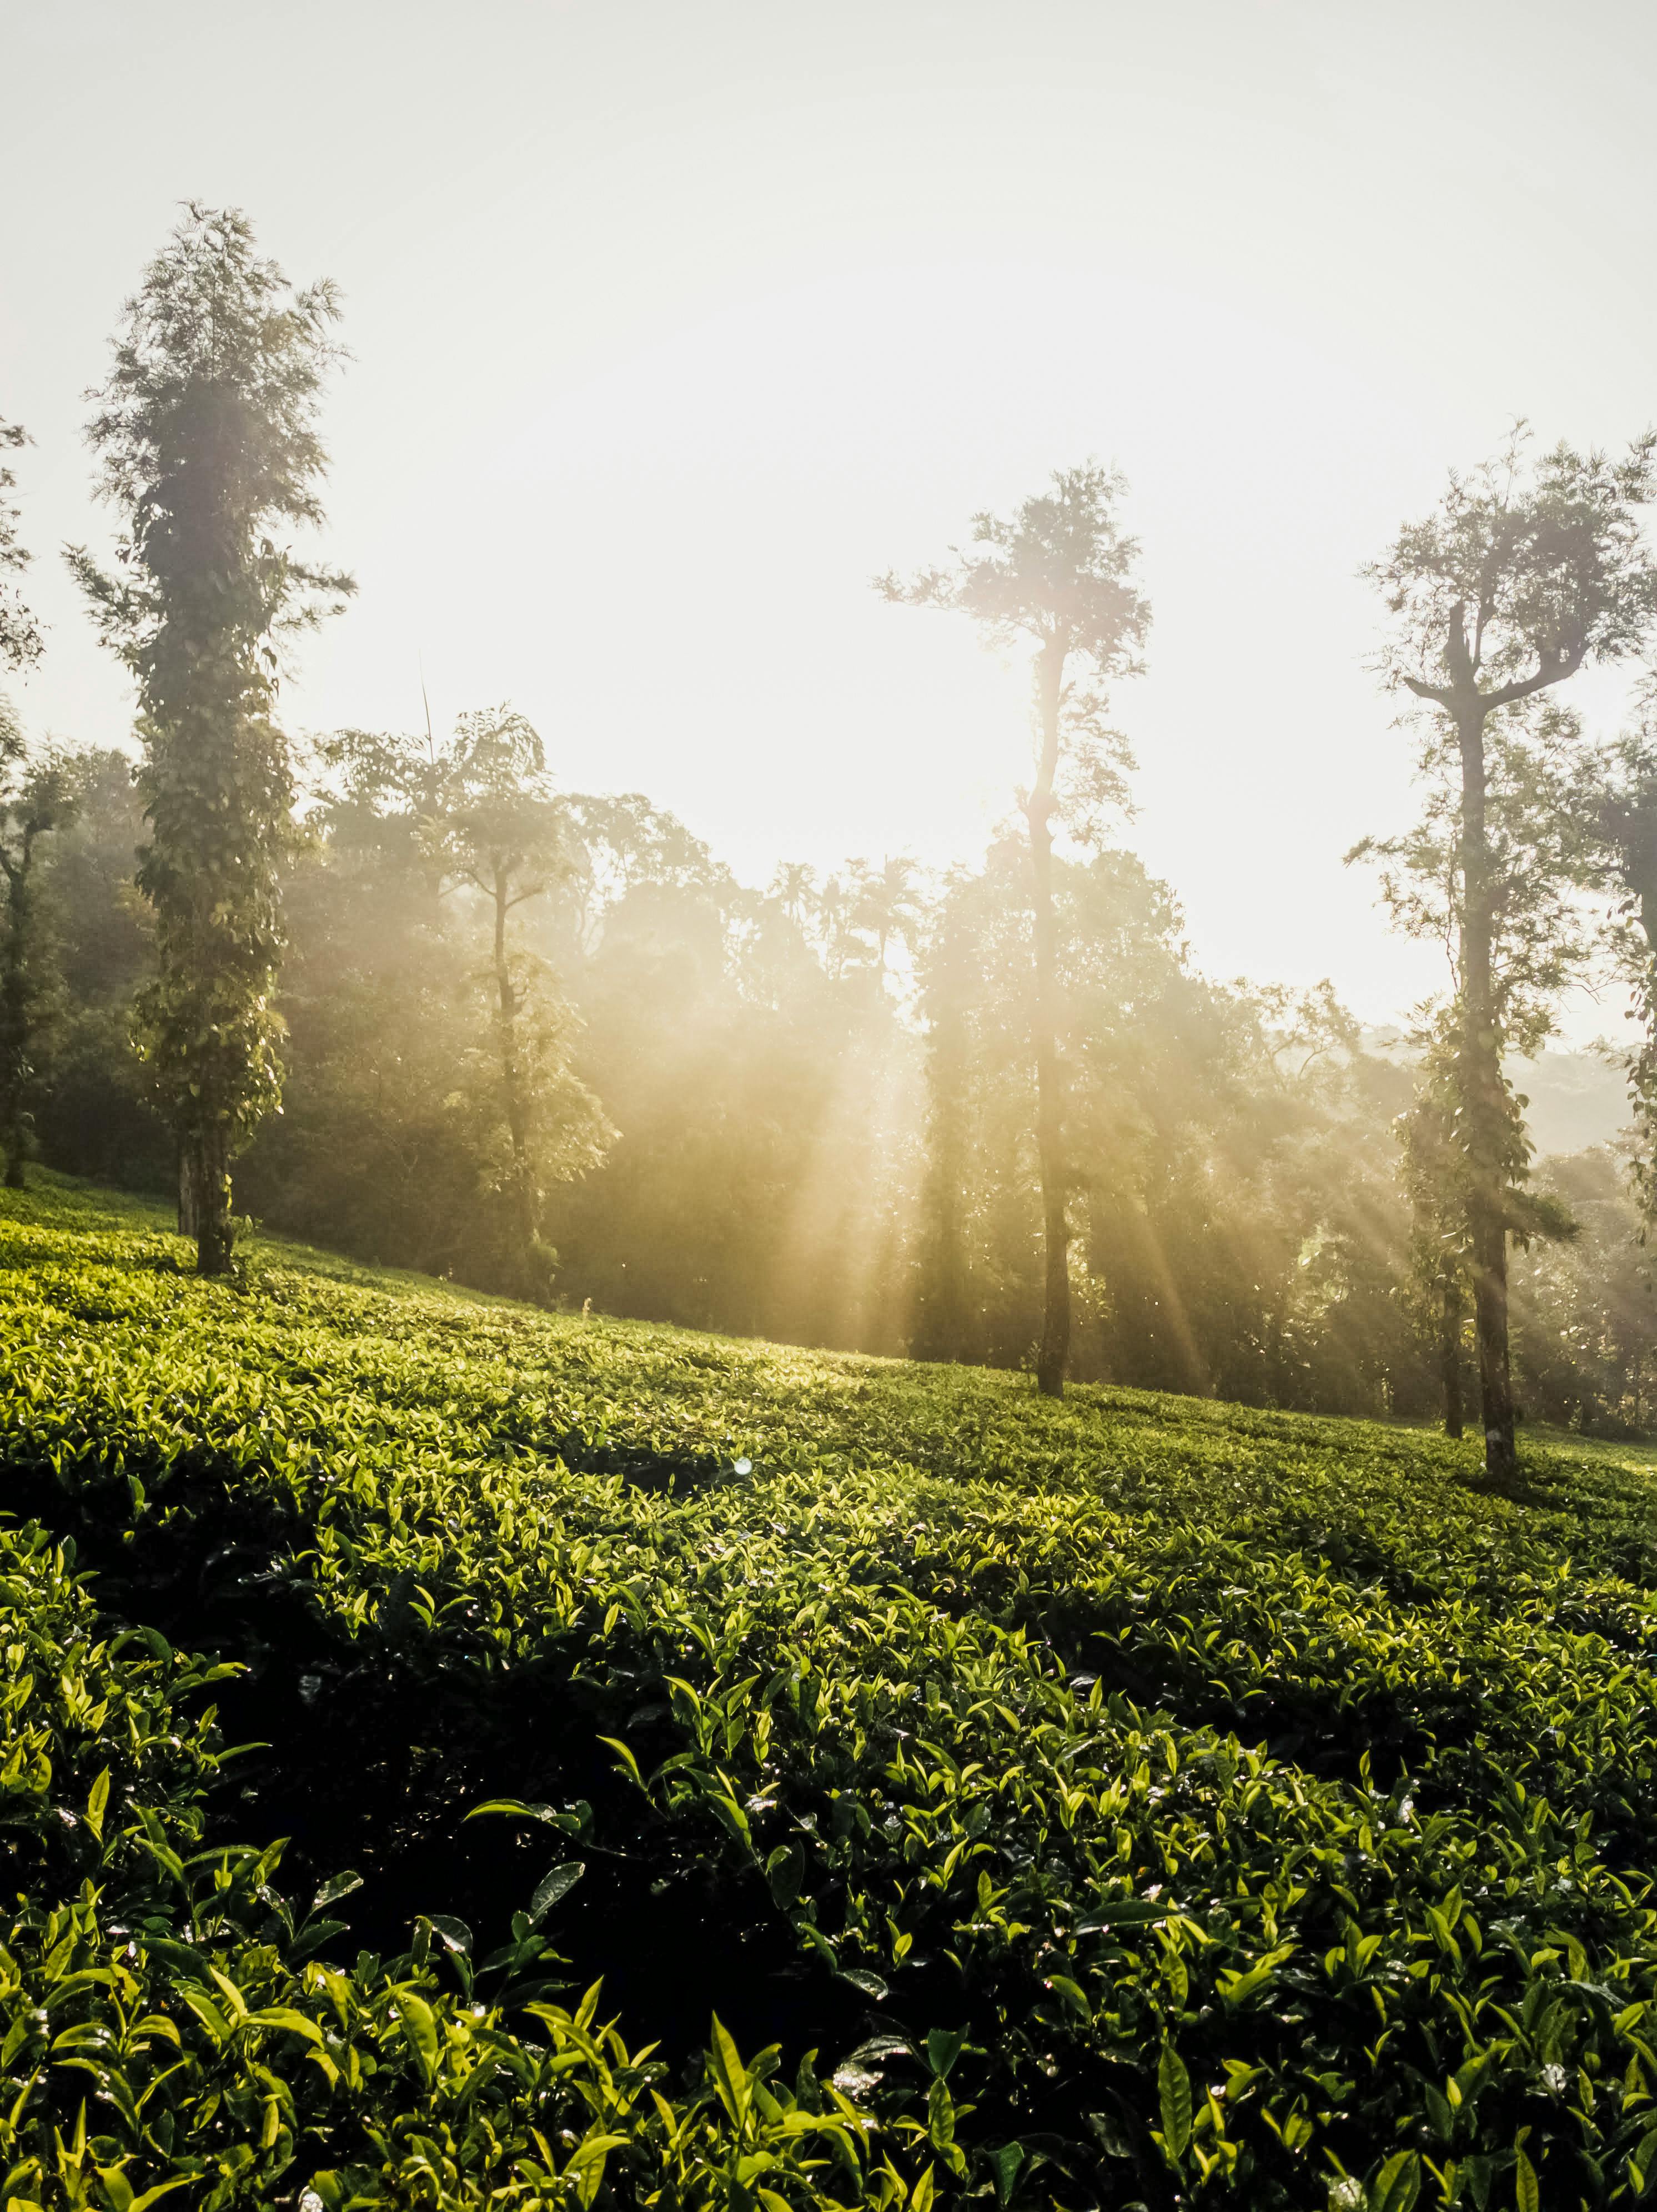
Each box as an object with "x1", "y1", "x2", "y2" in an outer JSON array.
[{"x1": 5, "y1": 0, "x2": 1657, "y2": 1037}]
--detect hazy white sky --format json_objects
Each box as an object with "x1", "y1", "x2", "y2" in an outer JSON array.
[{"x1": 6, "y1": 0, "x2": 1657, "y2": 1034}]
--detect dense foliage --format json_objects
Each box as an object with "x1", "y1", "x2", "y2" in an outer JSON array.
[
  {"x1": 15, "y1": 733, "x2": 1655, "y2": 1430},
  {"x1": 8, "y1": 1179, "x2": 1657, "y2": 2206}
]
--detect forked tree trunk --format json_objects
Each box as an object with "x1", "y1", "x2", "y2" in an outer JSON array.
[
  {"x1": 1028, "y1": 640, "x2": 1070, "y2": 1398},
  {"x1": 1456, "y1": 706, "x2": 1518, "y2": 1485},
  {"x1": 1437, "y1": 1276, "x2": 1464, "y2": 1440}
]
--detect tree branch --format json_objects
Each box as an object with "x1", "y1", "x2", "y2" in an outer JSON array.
[{"x1": 1483, "y1": 645, "x2": 1587, "y2": 711}]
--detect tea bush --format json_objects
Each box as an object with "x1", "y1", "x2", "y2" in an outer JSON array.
[{"x1": 3, "y1": 1175, "x2": 1657, "y2": 2209}]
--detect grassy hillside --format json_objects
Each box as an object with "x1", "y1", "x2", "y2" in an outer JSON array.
[{"x1": 4, "y1": 1176, "x2": 1657, "y2": 2210}]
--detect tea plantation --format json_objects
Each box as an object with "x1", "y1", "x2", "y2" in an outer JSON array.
[{"x1": 6, "y1": 1180, "x2": 1657, "y2": 2210}]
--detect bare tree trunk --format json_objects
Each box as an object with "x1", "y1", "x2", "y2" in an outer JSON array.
[
  {"x1": 1027, "y1": 640, "x2": 1070, "y2": 1398},
  {"x1": 1456, "y1": 702, "x2": 1518, "y2": 1484},
  {"x1": 492, "y1": 871, "x2": 540, "y2": 1282},
  {"x1": 1438, "y1": 1276, "x2": 1464, "y2": 1440}
]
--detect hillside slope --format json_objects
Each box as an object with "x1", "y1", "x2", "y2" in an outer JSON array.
[{"x1": 4, "y1": 1175, "x2": 1657, "y2": 2210}]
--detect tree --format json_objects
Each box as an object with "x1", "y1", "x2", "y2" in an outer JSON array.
[
  {"x1": 767, "y1": 862, "x2": 819, "y2": 933},
  {"x1": 846, "y1": 855, "x2": 926, "y2": 985},
  {"x1": 26, "y1": 748, "x2": 167, "y2": 1190},
  {"x1": 67, "y1": 204, "x2": 352, "y2": 1274},
  {"x1": 435, "y1": 706, "x2": 599, "y2": 1295},
  {"x1": 912, "y1": 877, "x2": 976, "y2": 1364},
  {"x1": 1574, "y1": 720, "x2": 1657, "y2": 1224},
  {"x1": 880, "y1": 463, "x2": 1147, "y2": 1395},
  {"x1": 316, "y1": 708, "x2": 609, "y2": 1299},
  {"x1": 0, "y1": 707, "x2": 74, "y2": 1185},
  {"x1": 0, "y1": 419, "x2": 43, "y2": 675},
  {"x1": 1364, "y1": 429, "x2": 1657, "y2": 1481}
]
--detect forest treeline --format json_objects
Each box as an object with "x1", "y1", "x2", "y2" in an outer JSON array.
[
  {"x1": 8, "y1": 204, "x2": 1657, "y2": 1450},
  {"x1": 7, "y1": 716, "x2": 1654, "y2": 1434}
]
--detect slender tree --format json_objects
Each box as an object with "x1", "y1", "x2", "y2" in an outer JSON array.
[
  {"x1": 1366, "y1": 430, "x2": 1657, "y2": 1480},
  {"x1": 67, "y1": 205, "x2": 352, "y2": 1274},
  {"x1": 442, "y1": 708, "x2": 565, "y2": 1281},
  {"x1": 879, "y1": 464, "x2": 1147, "y2": 1395},
  {"x1": 0, "y1": 708, "x2": 74, "y2": 1186},
  {"x1": 768, "y1": 861, "x2": 819, "y2": 933},
  {"x1": 0, "y1": 419, "x2": 43, "y2": 675},
  {"x1": 847, "y1": 854, "x2": 926, "y2": 986}
]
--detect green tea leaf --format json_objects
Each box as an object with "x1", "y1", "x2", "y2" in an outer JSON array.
[
  {"x1": 987, "y1": 2141, "x2": 1025, "y2": 2205},
  {"x1": 84, "y1": 1767, "x2": 111, "y2": 1845},
  {"x1": 765, "y1": 1841, "x2": 803, "y2": 1908},
  {"x1": 395, "y1": 1989, "x2": 440, "y2": 2080},
  {"x1": 1158, "y1": 2045, "x2": 1192, "y2": 2161},
  {"x1": 428, "y1": 1913, "x2": 472, "y2": 1954},
  {"x1": 840, "y1": 1967, "x2": 889, "y2": 2000},
  {"x1": 1076, "y1": 1897, "x2": 1169, "y2": 1932},
  {"x1": 928, "y1": 2077, "x2": 956, "y2": 2152},
  {"x1": 1371, "y1": 2150, "x2": 1421, "y2": 2212},
  {"x1": 245, "y1": 2005, "x2": 324, "y2": 2047},
  {"x1": 926, "y1": 2027, "x2": 965, "y2": 2080},
  {"x1": 528, "y1": 1861, "x2": 584, "y2": 1924},
  {"x1": 709, "y1": 2013, "x2": 750, "y2": 2125}
]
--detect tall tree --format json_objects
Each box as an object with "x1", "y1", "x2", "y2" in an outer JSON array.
[
  {"x1": 0, "y1": 708, "x2": 74, "y2": 1186},
  {"x1": 913, "y1": 878, "x2": 975, "y2": 1364},
  {"x1": 847, "y1": 854, "x2": 926, "y2": 986},
  {"x1": 0, "y1": 419, "x2": 43, "y2": 675},
  {"x1": 67, "y1": 204, "x2": 352, "y2": 1274},
  {"x1": 320, "y1": 708, "x2": 608, "y2": 1298},
  {"x1": 435, "y1": 706, "x2": 590, "y2": 1295},
  {"x1": 1366, "y1": 430, "x2": 1657, "y2": 1481},
  {"x1": 767, "y1": 861, "x2": 819, "y2": 933},
  {"x1": 880, "y1": 464, "x2": 1147, "y2": 1395},
  {"x1": 1577, "y1": 722, "x2": 1657, "y2": 1225}
]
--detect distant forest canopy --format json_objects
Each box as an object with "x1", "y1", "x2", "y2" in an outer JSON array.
[
  {"x1": 15, "y1": 729, "x2": 1657, "y2": 1437},
  {"x1": 11, "y1": 204, "x2": 1657, "y2": 1454}
]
